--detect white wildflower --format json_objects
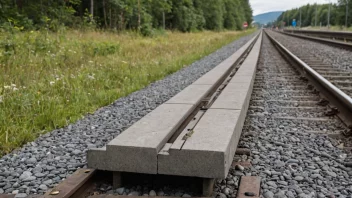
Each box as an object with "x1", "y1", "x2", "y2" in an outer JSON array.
[
  {"x1": 11, "y1": 84, "x2": 16, "y2": 87},
  {"x1": 50, "y1": 81, "x2": 55, "y2": 86},
  {"x1": 13, "y1": 87, "x2": 19, "y2": 91},
  {"x1": 4, "y1": 86, "x2": 11, "y2": 89},
  {"x1": 0, "y1": 96, "x2": 3, "y2": 103},
  {"x1": 87, "y1": 75, "x2": 95, "y2": 80},
  {"x1": 88, "y1": 61, "x2": 94, "y2": 64}
]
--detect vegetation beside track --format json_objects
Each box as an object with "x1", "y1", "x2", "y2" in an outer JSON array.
[{"x1": 0, "y1": 29, "x2": 255, "y2": 155}]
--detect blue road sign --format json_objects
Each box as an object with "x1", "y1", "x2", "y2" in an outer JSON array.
[{"x1": 292, "y1": 20, "x2": 297, "y2": 27}]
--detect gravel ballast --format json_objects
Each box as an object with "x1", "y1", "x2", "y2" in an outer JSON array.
[
  {"x1": 0, "y1": 32, "x2": 257, "y2": 196},
  {"x1": 236, "y1": 34, "x2": 352, "y2": 198}
]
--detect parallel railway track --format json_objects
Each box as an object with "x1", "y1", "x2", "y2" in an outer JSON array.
[
  {"x1": 282, "y1": 29, "x2": 352, "y2": 41},
  {"x1": 281, "y1": 29, "x2": 352, "y2": 50},
  {"x1": 267, "y1": 30, "x2": 352, "y2": 127},
  {"x1": 240, "y1": 33, "x2": 352, "y2": 197}
]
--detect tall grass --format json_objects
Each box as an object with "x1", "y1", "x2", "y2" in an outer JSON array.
[{"x1": 0, "y1": 29, "x2": 255, "y2": 155}]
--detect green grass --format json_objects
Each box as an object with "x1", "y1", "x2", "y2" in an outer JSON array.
[{"x1": 0, "y1": 29, "x2": 255, "y2": 155}]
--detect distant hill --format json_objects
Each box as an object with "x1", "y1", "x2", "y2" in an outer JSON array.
[{"x1": 254, "y1": 11, "x2": 283, "y2": 25}]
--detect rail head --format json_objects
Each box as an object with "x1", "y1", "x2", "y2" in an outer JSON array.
[{"x1": 265, "y1": 30, "x2": 352, "y2": 118}]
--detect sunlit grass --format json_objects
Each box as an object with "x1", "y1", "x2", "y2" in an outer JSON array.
[{"x1": 0, "y1": 29, "x2": 255, "y2": 155}]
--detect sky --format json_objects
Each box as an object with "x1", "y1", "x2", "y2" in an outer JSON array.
[{"x1": 251, "y1": 0, "x2": 339, "y2": 16}]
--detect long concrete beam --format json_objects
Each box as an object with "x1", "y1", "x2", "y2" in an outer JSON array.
[
  {"x1": 87, "y1": 32, "x2": 262, "y2": 178},
  {"x1": 158, "y1": 32, "x2": 262, "y2": 179}
]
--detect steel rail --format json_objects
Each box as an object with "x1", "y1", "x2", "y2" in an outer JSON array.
[{"x1": 265, "y1": 30, "x2": 352, "y2": 127}]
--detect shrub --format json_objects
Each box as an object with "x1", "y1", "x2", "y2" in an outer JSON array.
[{"x1": 82, "y1": 42, "x2": 121, "y2": 57}]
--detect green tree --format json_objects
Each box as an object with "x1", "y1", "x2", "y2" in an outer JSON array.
[
  {"x1": 336, "y1": 0, "x2": 351, "y2": 27},
  {"x1": 200, "y1": 0, "x2": 225, "y2": 30},
  {"x1": 277, "y1": 3, "x2": 342, "y2": 27},
  {"x1": 0, "y1": 0, "x2": 253, "y2": 33}
]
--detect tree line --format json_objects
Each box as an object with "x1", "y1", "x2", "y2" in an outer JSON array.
[
  {"x1": 276, "y1": 0, "x2": 351, "y2": 28},
  {"x1": 0, "y1": 0, "x2": 253, "y2": 35}
]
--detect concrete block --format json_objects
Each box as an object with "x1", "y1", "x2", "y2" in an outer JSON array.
[
  {"x1": 229, "y1": 76, "x2": 253, "y2": 83},
  {"x1": 88, "y1": 103, "x2": 194, "y2": 174},
  {"x1": 239, "y1": 59, "x2": 259, "y2": 71},
  {"x1": 237, "y1": 37, "x2": 261, "y2": 71},
  {"x1": 157, "y1": 34, "x2": 262, "y2": 179},
  {"x1": 210, "y1": 83, "x2": 250, "y2": 110},
  {"x1": 192, "y1": 35, "x2": 258, "y2": 86},
  {"x1": 87, "y1": 147, "x2": 108, "y2": 170},
  {"x1": 235, "y1": 68, "x2": 257, "y2": 77},
  {"x1": 222, "y1": 82, "x2": 252, "y2": 90},
  {"x1": 158, "y1": 143, "x2": 173, "y2": 155},
  {"x1": 158, "y1": 109, "x2": 242, "y2": 178},
  {"x1": 166, "y1": 85, "x2": 212, "y2": 105},
  {"x1": 192, "y1": 65, "x2": 230, "y2": 85}
]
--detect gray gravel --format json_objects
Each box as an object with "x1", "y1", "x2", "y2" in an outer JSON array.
[
  {"x1": 0, "y1": 32, "x2": 258, "y2": 196},
  {"x1": 236, "y1": 34, "x2": 352, "y2": 198},
  {"x1": 268, "y1": 30, "x2": 352, "y2": 72}
]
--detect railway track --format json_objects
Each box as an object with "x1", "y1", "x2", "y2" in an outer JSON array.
[
  {"x1": 2, "y1": 30, "x2": 352, "y2": 198},
  {"x1": 281, "y1": 29, "x2": 352, "y2": 50},
  {"x1": 266, "y1": 30, "x2": 352, "y2": 127},
  {"x1": 239, "y1": 32, "x2": 352, "y2": 198}
]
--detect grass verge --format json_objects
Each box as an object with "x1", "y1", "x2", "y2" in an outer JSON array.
[{"x1": 0, "y1": 29, "x2": 255, "y2": 155}]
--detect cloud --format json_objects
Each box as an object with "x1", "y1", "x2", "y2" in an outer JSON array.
[{"x1": 251, "y1": 0, "x2": 338, "y2": 16}]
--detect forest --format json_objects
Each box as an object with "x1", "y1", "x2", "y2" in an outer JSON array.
[
  {"x1": 276, "y1": 0, "x2": 351, "y2": 28},
  {"x1": 0, "y1": 0, "x2": 253, "y2": 35}
]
